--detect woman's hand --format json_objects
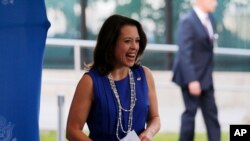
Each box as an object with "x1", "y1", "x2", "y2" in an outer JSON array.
[{"x1": 139, "y1": 129, "x2": 154, "y2": 141}]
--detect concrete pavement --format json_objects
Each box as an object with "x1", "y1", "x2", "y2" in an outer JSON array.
[{"x1": 39, "y1": 69, "x2": 250, "y2": 132}]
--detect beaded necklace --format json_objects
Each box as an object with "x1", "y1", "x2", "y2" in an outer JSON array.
[{"x1": 107, "y1": 69, "x2": 137, "y2": 140}]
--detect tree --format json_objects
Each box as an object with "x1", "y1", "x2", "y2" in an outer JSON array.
[
  {"x1": 80, "y1": 0, "x2": 88, "y2": 39},
  {"x1": 164, "y1": 0, "x2": 173, "y2": 69}
]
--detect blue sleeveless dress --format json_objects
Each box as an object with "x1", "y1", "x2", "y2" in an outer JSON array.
[{"x1": 86, "y1": 66, "x2": 149, "y2": 141}]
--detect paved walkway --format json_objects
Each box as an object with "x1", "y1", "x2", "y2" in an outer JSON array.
[{"x1": 39, "y1": 69, "x2": 250, "y2": 132}]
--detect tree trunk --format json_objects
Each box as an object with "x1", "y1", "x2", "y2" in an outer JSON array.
[
  {"x1": 165, "y1": 0, "x2": 173, "y2": 70},
  {"x1": 80, "y1": 0, "x2": 91, "y2": 68},
  {"x1": 80, "y1": 0, "x2": 87, "y2": 39}
]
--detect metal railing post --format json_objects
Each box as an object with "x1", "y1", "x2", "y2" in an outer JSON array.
[
  {"x1": 74, "y1": 45, "x2": 81, "y2": 72},
  {"x1": 57, "y1": 95, "x2": 65, "y2": 141}
]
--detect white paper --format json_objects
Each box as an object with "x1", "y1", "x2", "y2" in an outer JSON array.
[{"x1": 120, "y1": 130, "x2": 140, "y2": 141}]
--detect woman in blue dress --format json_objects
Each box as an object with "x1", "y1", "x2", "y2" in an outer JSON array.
[{"x1": 66, "y1": 14, "x2": 161, "y2": 141}]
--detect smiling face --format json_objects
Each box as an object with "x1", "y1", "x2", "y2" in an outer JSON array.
[{"x1": 114, "y1": 25, "x2": 140, "y2": 68}]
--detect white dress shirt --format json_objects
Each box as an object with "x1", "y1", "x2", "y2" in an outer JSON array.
[{"x1": 193, "y1": 6, "x2": 214, "y2": 39}]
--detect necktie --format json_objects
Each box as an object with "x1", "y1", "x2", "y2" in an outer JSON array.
[{"x1": 204, "y1": 17, "x2": 214, "y2": 40}]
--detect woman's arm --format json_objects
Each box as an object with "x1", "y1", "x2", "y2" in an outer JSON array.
[
  {"x1": 66, "y1": 74, "x2": 94, "y2": 141},
  {"x1": 139, "y1": 66, "x2": 161, "y2": 141}
]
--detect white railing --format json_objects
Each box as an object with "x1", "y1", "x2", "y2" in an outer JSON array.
[{"x1": 46, "y1": 38, "x2": 250, "y2": 72}]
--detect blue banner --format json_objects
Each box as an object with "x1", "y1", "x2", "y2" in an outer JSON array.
[{"x1": 0, "y1": 0, "x2": 50, "y2": 141}]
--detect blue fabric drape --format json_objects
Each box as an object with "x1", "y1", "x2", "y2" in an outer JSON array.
[{"x1": 0, "y1": 1, "x2": 50, "y2": 141}]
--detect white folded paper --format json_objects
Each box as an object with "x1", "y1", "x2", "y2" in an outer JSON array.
[{"x1": 120, "y1": 130, "x2": 140, "y2": 141}]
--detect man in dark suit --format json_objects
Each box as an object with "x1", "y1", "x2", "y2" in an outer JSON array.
[{"x1": 172, "y1": 0, "x2": 220, "y2": 141}]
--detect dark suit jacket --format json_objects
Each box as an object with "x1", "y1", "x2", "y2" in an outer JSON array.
[{"x1": 172, "y1": 9, "x2": 216, "y2": 90}]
